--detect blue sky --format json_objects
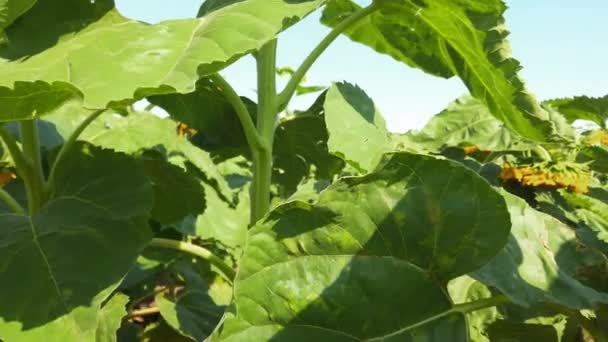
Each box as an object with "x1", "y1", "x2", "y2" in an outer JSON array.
[{"x1": 116, "y1": 0, "x2": 608, "y2": 132}]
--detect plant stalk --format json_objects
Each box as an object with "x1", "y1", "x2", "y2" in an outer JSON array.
[
  {"x1": 127, "y1": 307, "x2": 160, "y2": 319},
  {"x1": 19, "y1": 120, "x2": 46, "y2": 214},
  {"x1": 368, "y1": 295, "x2": 509, "y2": 341},
  {"x1": 277, "y1": 2, "x2": 380, "y2": 111},
  {"x1": 0, "y1": 186, "x2": 25, "y2": 214},
  {"x1": 251, "y1": 39, "x2": 278, "y2": 224},
  {"x1": 45, "y1": 109, "x2": 105, "y2": 196},
  {"x1": 148, "y1": 238, "x2": 236, "y2": 281},
  {"x1": 209, "y1": 73, "x2": 268, "y2": 153}
]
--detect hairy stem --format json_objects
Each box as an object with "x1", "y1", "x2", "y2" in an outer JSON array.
[
  {"x1": 45, "y1": 109, "x2": 105, "y2": 196},
  {"x1": 277, "y1": 2, "x2": 379, "y2": 111},
  {"x1": 0, "y1": 186, "x2": 25, "y2": 214},
  {"x1": 368, "y1": 295, "x2": 509, "y2": 341},
  {"x1": 149, "y1": 238, "x2": 236, "y2": 281},
  {"x1": 20, "y1": 120, "x2": 46, "y2": 214},
  {"x1": 251, "y1": 39, "x2": 278, "y2": 224},
  {"x1": 210, "y1": 73, "x2": 268, "y2": 154}
]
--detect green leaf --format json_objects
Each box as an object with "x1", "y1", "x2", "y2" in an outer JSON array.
[
  {"x1": 0, "y1": 142, "x2": 153, "y2": 341},
  {"x1": 560, "y1": 188, "x2": 608, "y2": 245},
  {"x1": 0, "y1": 0, "x2": 36, "y2": 30},
  {"x1": 96, "y1": 293, "x2": 129, "y2": 342},
  {"x1": 193, "y1": 183, "x2": 249, "y2": 249},
  {"x1": 485, "y1": 321, "x2": 562, "y2": 342},
  {"x1": 406, "y1": 96, "x2": 536, "y2": 152},
  {"x1": 545, "y1": 95, "x2": 608, "y2": 128},
  {"x1": 0, "y1": 81, "x2": 82, "y2": 123},
  {"x1": 215, "y1": 152, "x2": 511, "y2": 340},
  {"x1": 578, "y1": 145, "x2": 608, "y2": 174},
  {"x1": 45, "y1": 110, "x2": 233, "y2": 201},
  {"x1": 147, "y1": 77, "x2": 256, "y2": 160},
  {"x1": 156, "y1": 262, "x2": 230, "y2": 342},
  {"x1": 473, "y1": 191, "x2": 608, "y2": 308},
  {"x1": 143, "y1": 154, "x2": 206, "y2": 225},
  {"x1": 448, "y1": 276, "x2": 499, "y2": 342},
  {"x1": 323, "y1": 82, "x2": 390, "y2": 172},
  {"x1": 274, "y1": 96, "x2": 345, "y2": 195},
  {"x1": 0, "y1": 0, "x2": 325, "y2": 117},
  {"x1": 321, "y1": 0, "x2": 553, "y2": 141}
]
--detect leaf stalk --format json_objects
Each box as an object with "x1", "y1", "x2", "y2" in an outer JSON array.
[
  {"x1": 148, "y1": 238, "x2": 236, "y2": 282},
  {"x1": 277, "y1": 2, "x2": 380, "y2": 111},
  {"x1": 45, "y1": 108, "x2": 105, "y2": 197},
  {"x1": 0, "y1": 186, "x2": 25, "y2": 214}
]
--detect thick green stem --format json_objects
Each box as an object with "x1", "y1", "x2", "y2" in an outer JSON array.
[
  {"x1": 45, "y1": 109, "x2": 105, "y2": 196},
  {"x1": 0, "y1": 186, "x2": 25, "y2": 214},
  {"x1": 251, "y1": 39, "x2": 278, "y2": 224},
  {"x1": 149, "y1": 238, "x2": 236, "y2": 281},
  {"x1": 277, "y1": 3, "x2": 380, "y2": 111},
  {"x1": 209, "y1": 73, "x2": 268, "y2": 154},
  {"x1": 368, "y1": 295, "x2": 509, "y2": 341},
  {"x1": 20, "y1": 120, "x2": 45, "y2": 214}
]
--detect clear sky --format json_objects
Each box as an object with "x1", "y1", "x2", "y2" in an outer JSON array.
[{"x1": 116, "y1": 0, "x2": 608, "y2": 132}]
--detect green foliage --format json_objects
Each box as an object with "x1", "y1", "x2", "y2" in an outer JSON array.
[
  {"x1": 321, "y1": 0, "x2": 553, "y2": 142},
  {"x1": 0, "y1": 0, "x2": 606, "y2": 341},
  {"x1": 545, "y1": 95, "x2": 608, "y2": 128}
]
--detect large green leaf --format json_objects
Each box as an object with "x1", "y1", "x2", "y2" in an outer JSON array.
[
  {"x1": 215, "y1": 152, "x2": 511, "y2": 341},
  {"x1": 545, "y1": 95, "x2": 608, "y2": 128},
  {"x1": 407, "y1": 96, "x2": 536, "y2": 152},
  {"x1": 321, "y1": 0, "x2": 553, "y2": 141},
  {"x1": 323, "y1": 82, "x2": 390, "y2": 172},
  {"x1": 0, "y1": 142, "x2": 153, "y2": 341},
  {"x1": 0, "y1": 0, "x2": 35, "y2": 30},
  {"x1": 473, "y1": 191, "x2": 608, "y2": 308},
  {"x1": 0, "y1": 0, "x2": 325, "y2": 120}
]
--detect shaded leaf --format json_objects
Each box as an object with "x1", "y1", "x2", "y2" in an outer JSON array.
[
  {"x1": 215, "y1": 152, "x2": 511, "y2": 340},
  {"x1": 156, "y1": 262, "x2": 230, "y2": 342},
  {"x1": 143, "y1": 155, "x2": 206, "y2": 225},
  {"x1": 473, "y1": 191, "x2": 608, "y2": 308},
  {"x1": 0, "y1": 143, "x2": 153, "y2": 341},
  {"x1": 321, "y1": 0, "x2": 553, "y2": 141},
  {"x1": 0, "y1": 0, "x2": 35, "y2": 31},
  {"x1": 45, "y1": 110, "x2": 233, "y2": 201},
  {"x1": 274, "y1": 98, "x2": 344, "y2": 195},
  {"x1": 147, "y1": 77, "x2": 257, "y2": 160}
]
